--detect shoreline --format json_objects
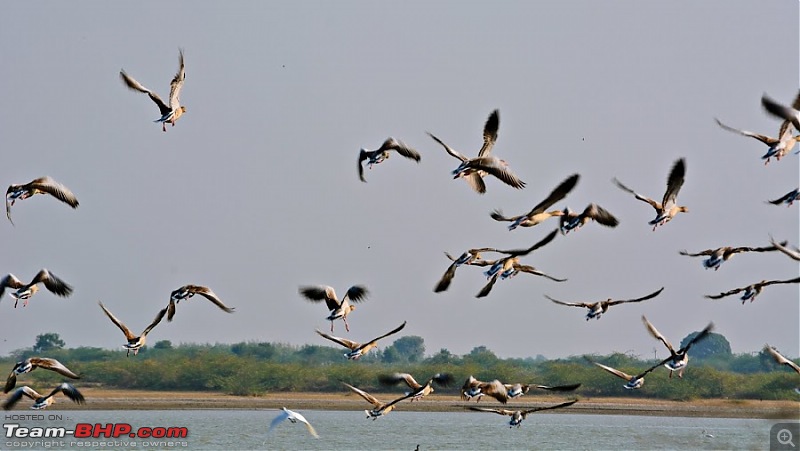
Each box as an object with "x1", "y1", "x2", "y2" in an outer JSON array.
[{"x1": 39, "y1": 389, "x2": 800, "y2": 419}]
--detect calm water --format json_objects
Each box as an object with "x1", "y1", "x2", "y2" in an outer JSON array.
[{"x1": 1, "y1": 409, "x2": 789, "y2": 450}]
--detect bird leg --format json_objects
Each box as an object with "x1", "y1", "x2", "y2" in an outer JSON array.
[
  {"x1": 162, "y1": 123, "x2": 167, "y2": 132},
  {"x1": 343, "y1": 317, "x2": 350, "y2": 332}
]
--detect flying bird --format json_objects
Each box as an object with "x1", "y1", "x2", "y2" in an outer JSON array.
[
  {"x1": 342, "y1": 382, "x2": 412, "y2": 419},
  {"x1": 704, "y1": 277, "x2": 800, "y2": 303},
  {"x1": 98, "y1": 302, "x2": 168, "y2": 356},
  {"x1": 120, "y1": 49, "x2": 186, "y2": 132},
  {"x1": 468, "y1": 399, "x2": 578, "y2": 428},
  {"x1": 761, "y1": 90, "x2": 800, "y2": 130},
  {"x1": 460, "y1": 376, "x2": 509, "y2": 404},
  {"x1": 5, "y1": 357, "x2": 80, "y2": 394},
  {"x1": 503, "y1": 382, "x2": 582, "y2": 399},
  {"x1": 679, "y1": 243, "x2": 787, "y2": 271},
  {"x1": 3, "y1": 383, "x2": 85, "y2": 410},
  {"x1": 763, "y1": 345, "x2": 800, "y2": 374},
  {"x1": 767, "y1": 188, "x2": 799, "y2": 207},
  {"x1": 613, "y1": 158, "x2": 688, "y2": 230},
  {"x1": 477, "y1": 229, "x2": 560, "y2": 298},
  {"x1": 769, "y1": 236, "x2": 800, "y2": 261},
  {"x1": 585, "y1": 357, "x2": 664, "y2": 390},
  {"x1": 358, "y1": 137, "x2": 421, "y2": 182},
  {"x1": 267, "y1": 407, "x2": 319, "y2": 439},
  {"x1": 299, "y1": 285, "x2": 368, "y2": 332},
  {"x1": 642, "y1": 316, "x2": 714, "y2": 378},
  {"x1": 0, "y1": 269, "x2": 73, "y2": 308},
  {"x1": 167, "y1": 285, "x2": 234, "y2": 322},
  {"x1": 6, "y1": 176, "x2": 79, "y2": 225},
  {"x1": 429, "y1": 109, "x2": 525, "y2": 192},
  {"x1": 434, "y1": 248, "x2": 498, "y2": 293},
  {"x1": 378, "y1": 372, "x2": 454, "y2": 402},
  {"x1": 558, "y1": 203, "x2": 619, "y2": 234},
  {"x1": 315, "y1": 321, "x2": 406, "y2": 360},
  {"x1": 490, "y1": 174, "x2": 580, "y2": 230},
  {"x1": 546, "y1": 287, "x2": 664, "y2": 321},
  {"x1": 714, "y1": 117, "x2": 800, "y2": 164}
]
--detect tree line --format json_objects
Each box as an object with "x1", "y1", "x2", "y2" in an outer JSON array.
[{"x1": 2, "y1": 332, "x2": 796, "y2": 400}]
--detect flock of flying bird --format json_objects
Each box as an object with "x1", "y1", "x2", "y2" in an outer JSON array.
[{"x1": 1, "y1": 50, "x2": 798, "y2": 438}]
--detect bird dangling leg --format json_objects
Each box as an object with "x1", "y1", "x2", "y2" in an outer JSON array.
[{"x1": 343, "y1": 317, "x2": 350, "y2": 332}]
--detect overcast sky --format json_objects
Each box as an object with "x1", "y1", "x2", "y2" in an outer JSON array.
[{"x1": 1, "y1": 1, "x2": 797, "y2": 361}]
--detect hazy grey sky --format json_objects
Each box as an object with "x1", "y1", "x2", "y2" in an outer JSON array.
[{"x1": 1, "y1": 1, "x2": 797, "y2": 361}]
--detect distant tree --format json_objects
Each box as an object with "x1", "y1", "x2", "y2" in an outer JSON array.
[
  {"x1": 391, "y1": 336, "x2": 425, "y2": 362},
  {"x1": 464, "y1": 346, "x2": 499, "y2": 366},
  {"x1": 426, "y1": 348, "x2": 459, "y2": 365},
  {"x1": 231, "y1": 341, "x2": 276, "y2": 359},
  {"x1": 680, "y1": 331, "x2": 731, "y2": 359},
  {"x1": 154, "y1": 340, "x2": 173, "y2": 350},
  {"x1": 32, "y1": 333, "x2": 65, "y2": 353}
]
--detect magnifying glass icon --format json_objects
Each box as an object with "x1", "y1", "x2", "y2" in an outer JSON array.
[{"x1": 777, "y1": 429, "x2": 795, "y2": 447}]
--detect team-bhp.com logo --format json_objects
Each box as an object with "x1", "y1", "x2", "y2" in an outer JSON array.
[{"x1": 5, "y1": 423, "x2": 188, "y2": 439}]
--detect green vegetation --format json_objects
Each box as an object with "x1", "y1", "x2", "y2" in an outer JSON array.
[{"x1": 2, "y1": 333, "x2": 796, "y2": 400}]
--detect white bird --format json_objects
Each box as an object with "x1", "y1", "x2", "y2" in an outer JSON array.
[
  {"x1": 266, "y1": 407, "x2": 319, "y2": 439},
  {"x1": 120, "y1": 49, "x2": 186, "y2": 132},
  {"x1": 3, "y1": 383, "x2": 85, "y2": 410}
]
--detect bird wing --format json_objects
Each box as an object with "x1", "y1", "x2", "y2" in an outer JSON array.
[
  {"x1": 642, "y1": 315, "x2": 675, "y2": 353},
  {"x1": 769, "y1": 237, "x2": 800, "y2": 261},
  {"x1": 761, "y1": 276, "x2": 800, "y2": 287},
  {"x1": 515, "y1": 265, "x2": 567, "y2": 282},
  {"x1": 268, "y1": 409, "x2": 289, "y2": 434},
  {"x1": 768, "y1": 189, "x2": 799, "y2": 205},
  {"x1": 612, "y1": 178, "x2": 660, "y2": 209},
  {"x1": 479, "y1": 379, "x2": 509, "y2": 404},
  {"x1": 528, "y1": 174, "x2": 580, "y2": 215},
  {"x1": 379, "y1": 372, "x2": 420, "y2": 390},
  {"x1": 477, "y1": 109, "x2": 500, "y2": 157},
  {"x1": 383, "y1": 138, "x2": 421, "y2": 162},
  {"x1": 592, "y1": 361, "x2": 633, "y2": 380},
  {"x1": 497, "y1": 229, "x2": 558, "y2": 257},
  {"x1": 166, "y1": 299, "x2": 178, "y2": 322},
  {"x1": 299, "y1": 285, "x2": 340, "y2": 311},
  {"x1": 357, "y1": 150, "x2": 368, "y2": 182},
  {"x1": 427, "y1": 132, "x2": 467, "y2": 162},
  {"x1": 545, "y1": 295, "x2": 590, "y2": 308},
  {"x1": 677, "y1": 322, "x2": 714, "y2": 354},
  {"x1": 634, "y1": 359, "x2": 668, "y2": 379},
  {"x1": 522, "y1": 399, "x2": 578, "y2": 414},
  {"x1": 315, "y1": 330, "x2": 359, "y2": 350},
  {"x1": 465, "y1": 173, "x2": 487, "y2": 194},
  {"x1": 142, "y1": 307, "x2": 168, "y2": 337},
  {"x1": 475, "y1": 274, "x2": 498, "y2": 298},
  {"x1": 343, "y1": 285, "x2": 369, "y2": 303},
  {"x1": 434, "y1": 262, "x2": 458, "y2": 293},
  {"x1": 607, "y1": 287, "x2": 665, "y2": 306},
  {"x1": 661, "y1": 158, "x2": 686, "y2": 207},
  {"x1": 342, "y1": 383, "x2": 381, "y2": 408},
  {"x1": 30, "y1": 269, "x2": 73, "y2": 297},
  {"x1": 189, "y1": 285, "x2": 235, "y2": 313},
  {"x1": 364, "y1": 321, "x2": 407, "y2": 347},
  {"x1": 679, "y1": 249, "x2": 714, "y2": 257},
  {"x1": 3, "y1": 386, "x2": 40, "y2": 410},
  {"x1": 99, "y1": 302, "x2": 136, "y2": 340},
  {"x1": 168, "y1": 49, "x2": 185, "y2": 111},
  {"x1": 466, "y1": 157, "x2": 525, "y2": 189},
  {"x1": 762, "y1": 92, "x2": 800, "y2": 129},
  {"x1": 534, "y1": 383, "x2": 581, "y2": 392},
  {"x1": 119, "y1": 70, "x2": 171, "y2": 116},
  {"x1": 29, "y1": 358, "x2": 79, "y2": 379},
  {"x1": 584, "y1": 204, "x2": 619, "y2": 227},
  {"x1": 0, "y1": 274, "x2": 24, "y2": 299},
  {"x1": 714, "y1": 118, "x2": 779, "y2": 145},
  {"x1": 490, "y1": 209, "x2": 517, "y2": 222},
  {"x1": 704, "y1": 287, "x2": 746, "y2": 299},
  {"x1": 468, "y1": 406, "x2": 513, "y2": 416},
  {"x1": 764, "y1": 345, "x2": 800, "y2": 373},
  {"x1": 50, "y1": 383, "x2": 85, "y2": 404},
  {"x1": 28, "y1": 177, "x2": 79, "y2": 208}
]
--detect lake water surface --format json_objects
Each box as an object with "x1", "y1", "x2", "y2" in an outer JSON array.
[{"x1": 2, "y1": 409, "x2": 785, "y2": 450}]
